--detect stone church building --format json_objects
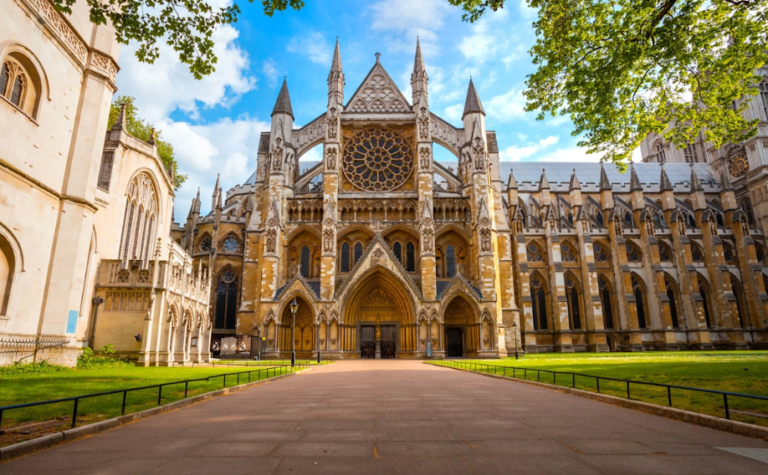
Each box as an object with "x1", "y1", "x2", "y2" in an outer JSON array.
[
  {"x1": 0, "y1": 0, "x2": 211, "y2": 366},
  {"x1": 176, "y1": 40, "x2": 768, "y2": 358}
]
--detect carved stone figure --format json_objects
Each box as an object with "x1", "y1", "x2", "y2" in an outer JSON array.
[
  {"x1": 323, "y1": 227, "x2": 334, "y2": 253},
  {"x1": 418, "y1": 107, "x2": 430, "y2": 139},
  {"x1": 326, "y1": 147, "x2": 337, "y2": 169},
  {"x1": 422, "y1": 227, "x2": 434, "y2": 252},
  {"x1": 473, "y1": 137, "x2": 485, "y2": 170},
  {"x1": 271, "y1": 138, "x2": 284, "y2": 172},
  {"x1": 265, "y1": 228, "x2": 277, "y2": 253},
  {"x1": 326, "y1": 107, "x2": 339, "y2": 139},
  {"x1": 480, "y1": 227, "x2": 492, "y2": 252},
  {"x1": 419, "y1": 146, "x2": 431, "y2": 170}
]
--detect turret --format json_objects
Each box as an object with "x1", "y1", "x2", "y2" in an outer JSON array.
[
  {"x1": 270, "y1": 78, "x2": 295, "y2": 175},
  {"x1": 659, "y1": 163, "x2": 676, "y2": 211},
  {"x1": 211, "y1": 174, "x2": 220, "y2": 211},
  {"x1": 689, "y1": 163, "x2": 706, "y2": 211},
  {"x1": 719, "y1": 168, "x2": 737, "y2": 212},
  {"x1": 599, "y1": 160, "x2": 614, "y2": 210},
  {"x1": 569, "y1": 168, "x2": 582, "y2": 207},
  {"x1": 506, "y1": 169, "x2": 518, "y2": 211},
  {"x1": 538, "y1": 168, "x2": 551, "y2": 206},
  {"x1": 411, "y1": 38, "x2": 428, "y2": 106},
  {"x1": 328, "y1": 38, "x2": 344, "y2": 108},
  {"x1": 629, "y1": 161, "x2": 645, "y2": 211},
  {"x1": 462, "y1": 77, "x2": 485, "y2": 130}
]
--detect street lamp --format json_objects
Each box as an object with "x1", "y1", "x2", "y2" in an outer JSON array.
[
  {"x1": 512, "y1": 320, "x2": 519, "y2": 360},
  {"x1": 290, "y1": 298, "x2": 298, "y2": 367}
]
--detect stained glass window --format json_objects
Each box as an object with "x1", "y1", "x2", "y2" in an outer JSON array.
[
  {"x1": 300, "y1": 246, "x2": 310, "y2": 278},
  {"x1": 446, "y1": 245, "x2": 457, "y2": 277},
  {"x1": 406, "y1": 242, "x2": 415, "y2": 272},
  {"x1": 199, "y1": 235, "x2": 212, "y2": 252},
  {"x1": 342, "y1": 128, "x2": 414, "y2": 191},
  {"x1": 341, "y1": 242, "x2": 350, "y2": 272},
  {"x1": 221, "y1": 236, "x2": 240, "y2": 253}
]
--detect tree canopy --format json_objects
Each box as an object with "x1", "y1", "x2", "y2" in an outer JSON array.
[
  {"x1": 451, "y1": 0, "x2": 768, "y2": 163},
  {"x1": 108, "y1": 96, "x2": 187, "y2": 189},
  {"x1": 53, "y1": 0, "x2": 305, "y2": 79}
]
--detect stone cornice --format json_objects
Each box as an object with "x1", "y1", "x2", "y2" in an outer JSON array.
[{"x1": 18, "y1": 0, "x2": 119, "y2": 83}]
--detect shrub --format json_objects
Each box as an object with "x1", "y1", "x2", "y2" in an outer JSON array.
[
  {"x1": 77, "y1": 344, "x2": 132, "y2": 369},
  {"x1": 0, "y1": 360, "x2": 69, "y2": 376}
]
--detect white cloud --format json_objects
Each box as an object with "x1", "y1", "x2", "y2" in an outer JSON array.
[
  {"x1": 443, "y1": 103, "x2": 463, "y2": 122},
  {"x1": 117, "y1": 25, "x2": 255, "y2": 123},
  {"x1": 262, "y1": 59, "x2": 280, "y2": 88},
  {"x1": 519, "y1": 0, "x2": 538, "y2": 20},
  {"x1": 287, "y1": 31, "x2": 332, "y2": 65},
  {"x1": 369, "y1": 0, "x2": 450, "y2": 57},
  {"x1": 457, "y1": 10, "x2": 512, "y2": 64},
  {"x1": 486, "y1": 88, "x2": 527, "y2": 121},
  {"x1": 500, "y1": 135, "x2": 560, "y2": 161},
  {"x1": 536, "y1": 146, "x2": 603, "y2": 162}
]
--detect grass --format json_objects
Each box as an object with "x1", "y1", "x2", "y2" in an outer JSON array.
[
  {"x1": 449, "y1": 351, "x2": 768, "y2": 427},
  {"x1": 214, "y1": 359, "x2": 333, "y2": 365},
  {"x1": 0, "y1": 364, "x2": 291, "y2": 440}
]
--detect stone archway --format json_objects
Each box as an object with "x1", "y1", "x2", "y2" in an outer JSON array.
[
  {"x1": 278, "y1": 294, "x2": 316, "y2": 358},
  {"x1": 442, "y1": 294, "x2": 480, "y2": 357},
  {"x1": 341, "y1": 268, "x2": 417, "y2": 358}
]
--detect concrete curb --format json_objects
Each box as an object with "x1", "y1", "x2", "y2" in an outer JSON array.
[
  {"x1": 0, "y1": 369, "x2": 306, "y2": 461},
  {"x1": 435, "y1": 364, "x2": 768, "y2": 440}
]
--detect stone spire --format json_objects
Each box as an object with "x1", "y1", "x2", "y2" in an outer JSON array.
[
  {"x1": 462, "y1": 78, "x2": 485, "y2": 118},
  {"x1": 599, "y1": 160, "x2": 612, "y2": 191},
  {"x1": 112, "y1": 102, "x2": 127, "y2": 131},
  {"x1": 272, "y1": 78, "x2": 294, "y2": 119},
  {"x1": 328, "y1": 38, "x2": 345, "y2": 106},
  {"x1": 659, "y1": 163, "x2": 673, "y2": 192},
  {"x1": 187, "y1": 190, "x2": 198, "y2": 219},
  {"x1": 411, "y1": 38, "x2": 428, "y2": 106},
  {"x1": 538, "y1": 168, "x2": 550, "y2": 191},
  {"x1": 690, "y1": 163, "x2": 704, "y2": 192},
  {"x1": 211, "y1": 174, "x2": 221, "y2": 211},
  {"x1": 194, "y1": 187, "x2": 201, "y2": 213},
  {"x1": 569, "y1": 168, "x2": 581, "y2": 191},
  {"x1": 629, "y1": 161, "x2": 642, "y2": 192},
  {"x1": 507, "y1": 169, "x2": 518, "y2": 190}
]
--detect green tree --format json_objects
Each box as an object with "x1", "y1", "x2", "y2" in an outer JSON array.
[
  {"x1": 450, "y1": 0, "x2": 768, "y2": 163},
  {"x1": 53, "y1": 0, "x2": 305, "y2": 80},
  {"x1": 108, "y1": 96, "x2": 187, "y2": 189}
]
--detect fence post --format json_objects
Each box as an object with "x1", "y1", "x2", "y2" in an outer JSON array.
[
  {"x1": 185, "y1": 381, "x2": 189, "y2": 398},
  {"x1": 724, "y1": 394, "x2": 730, "y2": 419},
  {"x1": 537, "y1": 370, "x2": 540, "y2": 382},
  {"x1": 122, "y1": 391, "x2": 128, "y2": 414},
  {"x1": 158, "y1": 385, "x2": 163, "y2": 405},
  {"x1": 237, "y1": 373, "x2": 240, "y2": 385},
  {"x1": 223, "y1": 375, "x2": 226, "y2": 388},
  {"x1": 667, "y1": 387, "x2": 672, "y2": 407},
  {"x1": 572, "y1": 373, "x2": 575, "y2": 389},
  {"x1": 627, "y1": 381, "x2": 630, "y2": 399},
  {"x1": 71, "y1": 398, "x2": 79, "y2": 428},
  {"x1": 596, "y1": 377, "x2": 600, "y2": 393},
  {"x1": 0, "y1": 409, "x2": 4, "y2": 429}
]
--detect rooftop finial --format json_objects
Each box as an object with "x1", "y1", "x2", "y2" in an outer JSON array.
[{"x1": 375, "y1": 52, "x2": 381, "y2": 63}]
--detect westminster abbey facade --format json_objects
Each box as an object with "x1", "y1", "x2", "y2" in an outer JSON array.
[{"x1": 174, "y1": 40, "x2": 768, "y2": 358}]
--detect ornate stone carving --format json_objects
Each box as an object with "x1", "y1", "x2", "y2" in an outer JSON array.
[
  {"x1": 271, "y1": 137, "x2": 284, "y2": 172},
  {"x1": 347, "y1": 70, "x2": 409, "y2": 113},
  {"x1": 472, "y1": 136, "x2": 486, "y2": 170},
  {"x1": 27, "y1": 0, "x2": 88, "y2": 64},
  {"x1": 326, "y1": 107, "x2": 339, "y2": 139},
  {"x1": 90, "y1": 51, "x2": 118, "y2": 81},
  {"x1": 480, "y1": 228, "x2": 492, "y2": 252},
  {"x1": 326, "y1": 147, "x2": 337, "y2": 169},
  {"x1": 418, "y1": 107, "x2": 430, "y2": 139},
  {"x1": 419, "y1": 146, "x2": 431, "y2": 170}
]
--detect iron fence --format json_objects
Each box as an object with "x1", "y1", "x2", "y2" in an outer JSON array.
[
  {"x1": 428, "y1": 360, "x2": 768, "y2": 422},
  {"x1": 0, "y1": 363, "x2": 309, "y2": 430},
  {"x1": 0, "y1": 338, "x2": 69, "y2": 362}
]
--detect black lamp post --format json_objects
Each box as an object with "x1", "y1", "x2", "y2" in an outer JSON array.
[
  {"x1": 512, "y1": 320, "x2": 519, "y2": 360},
  {"x1": 290, "y1": 298, "x2": 298, "y2": 367},
  {"x1": 316, "y1": 318, "x2": 321, "y2": 364}
]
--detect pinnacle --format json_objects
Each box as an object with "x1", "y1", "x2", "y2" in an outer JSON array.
[
  {"x1": 569, "y1": 168, "x2": 581, "y2": 191},
  {"x1": 690, "y1": 164, "x2": 704, "y2": 192},
  {"x1": 462, "y1": 78, "x2": 485, "y2": 118},
  {"x1": 629, "y1": 162, "x2": 642, "y2": 192},
  {"x1": 538, "y1": 168, "x2": 550, "y2": 191},
  {"x1": 720, "y1": 167, "x2": 734, "y2": 191},
  {"x1": 272, "y1": 78, "x2": 294, "y2": 118},
  {"x1": 659, "y1": 163, "x2": 673, "y2": 191},
  {"x1": 599, "y1": 161, "x2": 612, "y2": 191},
  {"x1": 414, "y1": 38, "x2": 425, "y2": 73},
  {"x1": 112, "y1": 102, "x2": 127, "y2": 130},
  {"x1": 331, "y1": 37, "x2": 342, "y2": 72},
  {"x1": 507, "y1": 169, "x2": 518, "y2": 190}
]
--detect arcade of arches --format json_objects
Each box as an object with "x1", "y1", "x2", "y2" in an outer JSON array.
[{"x1": 175, "y1": 41, "x2": 768, "y2": 359}]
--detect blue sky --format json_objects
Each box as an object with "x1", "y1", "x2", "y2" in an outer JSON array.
[{"x1": 115, "y1": 0, "x2": 613, "y2": 221}]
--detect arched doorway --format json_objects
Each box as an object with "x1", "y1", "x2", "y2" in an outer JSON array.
[
  {"x1": 442, "y1": 294, "x2": 480, "y2": 357},
  {"x1": 279, "y1": 295, "x2": 315, "y2": 358},
  {"x1": 342, "y1": 269, "x2": 416, "y2": 358}
]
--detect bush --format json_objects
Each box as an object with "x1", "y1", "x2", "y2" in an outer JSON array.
[
  {"x1": 77, "y1": 344, "x2": 132, "y2": 369},
  {"x1": 0, "y1": 360, "x2": 69, "y2": 376}
]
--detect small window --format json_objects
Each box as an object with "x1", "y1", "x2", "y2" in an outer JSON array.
[
  {"x1": 354, "y1": 242, "x2": 363, "y2": 265},
  {"x1": 759, "y1": 79, "x2": 768, "y2": 120},
  {"x1": 446, "y1": 245, "x2": 456, "y2": 277},
  {"x1": 300, "y1": 246, "x2": 310, "y2": 278},
  {"x1": 10, "y1": 75, "x2": 23, "y2": 106},
  {"x1": 341, "y1": 242, "x2": 350, "y2": 272},
  {"x1": 406, "y1": 242, "x2": 415, "y2": 272},
  {"x1": 393, "y1": 242, "x2": 402, "y2": 263},
  {"x1": 221, "y1": 236, "x2": 240, "y2": 253},
  {"x1": 0, "y1": 63, "x2": 9, "y2": 97},
  {"x1": 684, "y1": 143, "x2": 699, "y2": 163},
  {"x1": 655, "y1": 140, "x2": 666, "y2": 163},
  {"x1": 0, "y1": 54, "x2": 42, "y2": 117}
]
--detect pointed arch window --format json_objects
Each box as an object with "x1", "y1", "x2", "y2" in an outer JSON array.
[
  {"x1": 119, "y1": 173, "x2": 158, "y2": 264},
  {"x1": 0, "y1": 235, "x2": 15, "y2": 315},
  {"x1": 561, "y1": 243, "x2": 577, "y2": 262},
  {"x1": 760, "y1": 79, "x2": 768, "y2": 120},
  {"x1": 684, "y1": 143, "x2": 699, "y2": 163},
  {"x1": 632, "y1": 276, "x2": 647, "y2": 329},
  {"x1": 341, "y1": 242, "x2": 350, "y2": 272},
  {"x1": 655, "y1": 140, "x2": 666, "y2": 163},
  {"x1": 593, "y1": 243, "x2": 609, "y2": 262},
  {"x1": 625, "y1": 242, "x2": 642, "y2": 263},
  {"x1": 406, "y1": 242, "x2": 415, "y2": 272},
  {"x1": 698, "y1": 276, "x2": 712, "y2": 328},
  {"x1": 530, "y1": 275, "x2": 547, "y2": 330},
  {"x1": 393, "y1": 242, "x2": 402, "y2": 263},
  {"x1": 598, "y1": 277, "x2": 614, "y2": 329},
  {"x1": 565, "y1": 276, "x2": 581, "y2": 329},
  {"x1": 215, "y1": 269, "x2": 238, "y2": 330},
  {"x1": 300, "y1": 246, "x2": 310, "y2": 278},
  {"x1": 0, "y1": 63, "x2": 9, "y2": 96},
  {"x1": 353, "y1": 242, "x2": 363, "y2": 265},
  {"x1": 690, "y1": 242, "x2": 704, "y2": 263},
  {"x1": 0, "y1": 54, "x2": 42, "y2": 117},
  {"x1": 10, "y1": 75, "x2": 24, "y2": 106},
  {"x1": 665, "y1": 277, "x2": 680, "y2": 328},
  {"x1": 446, "y1": 244, "x2": 457, "y2": 277}
]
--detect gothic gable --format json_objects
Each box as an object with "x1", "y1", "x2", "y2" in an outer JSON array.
[{"x1": 345, "y1": 62, "x2": 411, "y2": 114}]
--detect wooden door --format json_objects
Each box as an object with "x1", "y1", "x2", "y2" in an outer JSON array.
[
  {"x1": 360, "y1": 325, "x2": 375, "y2": 359},
  {"x1": 446, "y1": 328, "x2": 463, "y2": 357},
  {"x1": 381, "y1": 325, "x2": 396, "y2": 359}
]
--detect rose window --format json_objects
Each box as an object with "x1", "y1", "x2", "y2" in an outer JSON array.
[
  {"x1": 343, "y1": 128, "x2": 413, "y2": 192},
  {"x1": 221, "y1": 236, "x2": 240, "y2": 253}
]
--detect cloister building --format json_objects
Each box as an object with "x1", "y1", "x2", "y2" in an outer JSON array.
[{"x1": 175, "y1": 41, "x2": 768, "y2": 358}]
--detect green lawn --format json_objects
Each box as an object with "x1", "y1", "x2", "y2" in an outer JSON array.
[
  {"x1": 449, "y1": 351, "x2": 768, "y2": 427},
  {"x1": 0, "y1": 365, "x2": 289, "y2": 435}
]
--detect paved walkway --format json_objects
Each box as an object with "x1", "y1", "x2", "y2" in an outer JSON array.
[{"x1": 2, "y1": 361, "x2": 768, "y2": 474}]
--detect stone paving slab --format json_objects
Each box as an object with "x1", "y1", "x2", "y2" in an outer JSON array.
[{"x1": 2, "y1": 360, "x2": 768, "y2": 474}]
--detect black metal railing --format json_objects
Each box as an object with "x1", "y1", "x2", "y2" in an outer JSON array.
[
  {"x1": 0, "y1": 363, "x2": 309, "y2": 430},
  {"x1": 428, "y1": 360, "x2": 768, "y2": 422}
]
